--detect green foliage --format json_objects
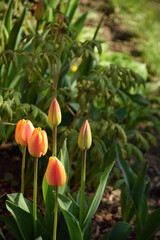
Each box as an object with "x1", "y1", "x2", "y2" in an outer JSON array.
[{"x1": 0, "y1": 1, "x2": 160, "y2": 239}]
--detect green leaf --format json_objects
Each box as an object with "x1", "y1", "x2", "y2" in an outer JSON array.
[
  {"x1": 0, "y1": 215, "x2": 22, "y2": 240},
  {"x1": 7, "y1": 193, "x2": 43, "y2": 223},
  {"x1": 73, "y1": 12, "x2": 88, "y2": 35},
  {"x1": 58, "y1": 199, "x2": 83, "y2": 240},
  {"x1": 57, "y1": 193, "x2": 79, "y2": 220},
  {"x1": 4, "y1": 0, "x2": 13, "y2": 34},
  {"x1": 58, "y1": 139, "x2": 70, "y2": 194},
  {"x1": 138, "y1": 208, "x2": 160, "y2": 240},
  {"x1": 0, "y1": 95, "x2": 3, "y2": 107},
  {"x1": 93, "y1": 13, "x2": 105, "y2": 40},
  {"x1": 128, "y1": 94, "x2": 149, "y2": 106},
  {"x1": 5, "y1": 8, "x2": 26, "y2": 50},
  {"x1": 116, "y1": 143, "x2": 135, "y2": 190},
  {"x1": 6, "y1": 200, "x2": 34, "y2": 240},
  {"x1": 0, "y1": 123, "x2": 6, "y2": 140},
  {"x1": 6, "y1": 198, "x2": 51, "y2": 240},
  {"x1": 0, "y1": 227, "x2": 6, "y2": 240},
  {"x1": 42, "y1": 173, "x2": 55, "y2": 233},
  {"x1": 82, "y1": 160, "x2": 114, "y2": 232},
  {"x1": 66, "y1": 0, "x2": 79, "y2": 21},
  {"x1": 132, "y1": 161, "x2": 147, "y2": 213},
  {"x1": 107, "y1": 222, "x2": 132, "y2": 240}
]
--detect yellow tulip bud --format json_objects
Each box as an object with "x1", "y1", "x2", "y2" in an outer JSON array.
[
  {"x1": 78, "y1": 120, "x2": 92, "y2": 151},
  {"x1": 48, "y1": 98, "x2": 62, "y2": 127}
]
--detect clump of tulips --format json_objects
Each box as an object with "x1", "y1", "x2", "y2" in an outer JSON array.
[{"x1": 2, "y1": 97, "x2": 114, "y2": 240}]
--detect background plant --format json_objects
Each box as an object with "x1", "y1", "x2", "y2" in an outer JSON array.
[{"x1": 0, "y1": 0, "x2": 160, "y2": 239}]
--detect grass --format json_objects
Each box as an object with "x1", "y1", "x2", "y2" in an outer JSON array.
[{"x1": 110, "y1": 0, "x2": 160, "y2": 82}]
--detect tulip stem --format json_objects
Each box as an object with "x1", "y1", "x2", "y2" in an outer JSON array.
[
  {"x1": 53, "y1": 186, "x2": 58, "y2": 240},
  {"x1": 21, "y1": 146, "x2": 26, "y2": 195},
  {"x1": 52, "y1": 126, "x2": 57, "y2": 157},
  {"x1": 79, "y1": 150, "x2": 87, "y2": 227},
  {"x1": 33, "y1": 157, "x2": 38, "y2": 239}
]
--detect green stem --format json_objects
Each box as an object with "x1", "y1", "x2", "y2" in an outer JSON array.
[
  {"x1": 79, "y1": 150, "x2": 87, "y2": 226},
  {"x1": 52, "y1": 126, "x2": 57, "y2": 156},
  {"x1": 33, "y1": 157, "x2": 38, "y2": 239},
  {"x1": 21, "y1": 146, "x2": 26, "y2": 195},
  {"x1": 53, "y1": 186, "x2": 58, "y2": 240}
]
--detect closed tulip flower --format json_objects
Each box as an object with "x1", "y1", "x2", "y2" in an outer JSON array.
[
  {"x1": 78, "y1": 120, "x2": 92, "y2": 151},
  {"x1": 46, "y1": 156, "x2": 66, "y2": 187},
  {"x1": 48, "y1": 98, "x2": 62, "y2": 127},
  {"x1": 15, "y1": 119, "x2": 34, "y2": 146},
  {"x1": 34, "y1": 0, "x2": 44, "y2": 21},
  {"x1": 28, "y1": 128, "x2": 48, "y2": 158}
]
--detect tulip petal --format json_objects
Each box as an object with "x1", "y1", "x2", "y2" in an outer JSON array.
[{"x1": 46, "y1": 157, "x2": 66, "y2": 187}]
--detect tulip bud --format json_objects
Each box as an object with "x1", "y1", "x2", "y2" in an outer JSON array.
[
  {"x1": 15, "y1": 119, "x2": 34, "y2": 146},
  {"x1": 48, "y1": 98, "x2": 62, "y2": 127},
  {"x1": 28, "y1": 128, "x2": 48, "y2": 158},
  {"x1": 34, "y1": 0, "x2": 44, "y2": 21},
  {"x1": 78, "y1": 120, "x2": 92, "y2": 151},
  {"x1": 46, "y1": 156, "x2": 66, "y2": 187}
]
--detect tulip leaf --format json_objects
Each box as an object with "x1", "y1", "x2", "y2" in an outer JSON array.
[
  {"x1": 116, "y1": 143, "x2": 135, "y2": 191},
  {"x1": 138, "y1": 208, "x2": 160, "y2": 240},
  {"x1": 82, "y1": 160, "x2": 114, "y2": 232},
  {"x1": 7, "y1": 193, "x2": 44, "y2": 223},
  {"x1": 58, "y1": 139, "x2": 70, "y2": 194},
  {"x1": 6, "y1": 200, "x2": 51, "y2": 240},
  {"x1": 58, "y1": 198, "x2": 83, "y2": 240},
  {"x1": 0, "y1": 215, "x2": 21, "y2": 240},
  {"x1": 42, "y1": 173, "x2": 55, "y2": 233},
  {"x1": 6, "y1": 200, "x2": 34, "y2": 240},
  {"x1": 57, "y1": 193, "x2": 79, "y2": 220},
  {"x1": 107, "y1": 222, "x2": 132, "y2": 240},
  {"x1": 132, "y1": 161, "x2": 148, "y2": 214}
]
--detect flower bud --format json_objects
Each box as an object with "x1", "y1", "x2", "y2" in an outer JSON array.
[
  {"x1": 15, "y1": 119, "x2": 34, "y2": 146},
  {"x1": 78, "y1": 120, "x2": 92, "y2": 151},
  {"x1": 28, "y1": 128, "x2": 48, "y2": 158},
  {"x1": 48, "y1": 98, "x2": 62, "y2": 127},
  {"x1": 46, "y1": 156, "x2": 66, "y2": 187},
  {"x1": 34, "y1": 0, "x2": 44, "y2": 21}
]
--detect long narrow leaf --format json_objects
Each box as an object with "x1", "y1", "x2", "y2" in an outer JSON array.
[
  {"x1": 5, "y1": 8, "x2": 26, "y2": 50},
  {"x1": 82, "y1": 160, "x2": 114, "y2": 232},
  {"x1": 58, "y1": 199, "x2": 83, "y2": 240},
  {"x1": 138, "y1": 208, "x2": 160, "y2": 240},
  {"x1": 4, "y1": 0, "x2": 13, "y2": 34},
  {"x1": 57, "y1": 193, "x2": 79, "y2": 220},
  {"x1": 66, "y1": 0, "x2": 79, "y2": 21},
  {"x1": 116, "y1": 143, "x2": 135, "y2": 190},
  {"x1": 58, "y1": 139, "x2": 70, "y2": 194}
]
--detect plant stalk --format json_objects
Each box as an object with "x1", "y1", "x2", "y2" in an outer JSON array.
[
  {"x1": 21, "y1": 146, "x2": 26, "y2": 195},
  {"x1": 33, "y1": 157, "x2": 38, "y2": 239},
  {"x1": 79, "y1": 150, "x2": 87, "y2": 226},
  {"x1": 53, "y1": 186, "x2": 58, "y2": 240},
  {"x1": 52, "y1": 126, "x2": 57, "y2": 156}
]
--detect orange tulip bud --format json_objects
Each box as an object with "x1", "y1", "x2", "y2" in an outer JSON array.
[
  {"x1": 48, "y1": 98, "x2": 62, "y2": 127},
  {"x1": 15, "y1": 119, "x2": 34, "y2": 146},
  {"x1": 28, "y1": 128, "x2": 48, "y2": 158},
  {"x1": 78, "y1": 120, "x2": 92, "y2": 151},
  {"x1": 46, "y1": 156, "x2": 66, "y2": 187},
  {"x1": 34, "y1": 0, "x2": 44, "y2": 21}
]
